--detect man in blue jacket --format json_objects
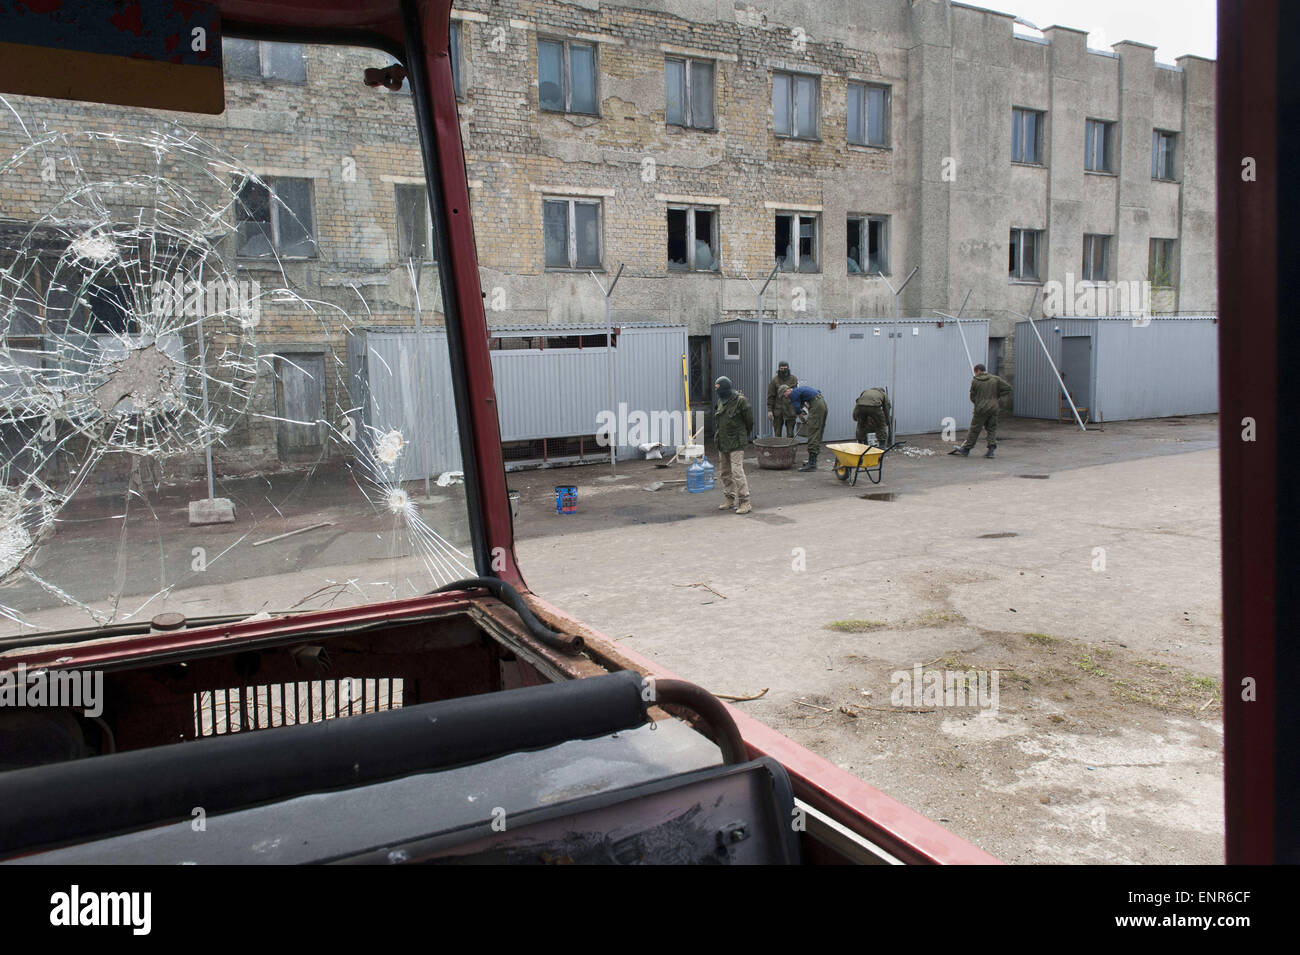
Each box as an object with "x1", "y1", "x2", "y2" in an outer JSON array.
[{"x1": 779, "y1": 384, "x2": 828, "y2": 472}]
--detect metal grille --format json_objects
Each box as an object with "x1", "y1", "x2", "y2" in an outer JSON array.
[{"x1": 193, "y1": 677, "x2": 404, "y2": 737}]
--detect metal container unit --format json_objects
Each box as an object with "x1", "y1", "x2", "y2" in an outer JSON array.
[
  {"x1": 1013, "y1": 317, "x2": 1218, "y2": 421},
  {"x1": 350, "y1": 323, "x2": 689, "y2": 479},
  {"x1": 712, "y1": 318, "x2": 989, "y2": 439}
]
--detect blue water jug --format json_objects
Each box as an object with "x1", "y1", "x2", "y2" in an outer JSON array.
[{"x1": 686, "y1": 456, "x2": 715, "y2": 493}]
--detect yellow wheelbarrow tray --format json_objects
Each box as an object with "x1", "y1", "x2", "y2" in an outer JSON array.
[{"x1": 825, "y1": 441, "x2": 904, "y2": 486}]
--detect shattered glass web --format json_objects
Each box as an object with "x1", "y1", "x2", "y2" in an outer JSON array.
[{"x1": 0, "y1": 98, "x2": 472, "y2": 633}]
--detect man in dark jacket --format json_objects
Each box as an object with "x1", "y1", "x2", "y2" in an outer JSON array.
[
  {"x1": 766, "y1": 361, "x2": 798, "y2": 437},
  {"x1": 714, "y1": 376, "x2": 754, "y2": 514},
  {"x1": 950, "y1": 364, "x2": 1012, "y2": 458},
  {"x1": 780, "y1": 384, "x2": 828, "y2": 472},
  {"x1": 853, "y1": 387, "x2": 891, "y2": 447}
]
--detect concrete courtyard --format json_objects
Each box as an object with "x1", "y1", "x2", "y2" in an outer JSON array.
[
  {"x1": 511, "y1": 415, "x2": 1223, "y2": 864},
  {"x1": 1, "y1": 414, "x2": 1223, "y2": 863}
]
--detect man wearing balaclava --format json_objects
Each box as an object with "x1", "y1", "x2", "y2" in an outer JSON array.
[
  {"x1": 766, "y1": 361, "x2": 799, "y2": 437},
  {"x1": 713, "y1": 376, "x2": 754, "y2": 514}
]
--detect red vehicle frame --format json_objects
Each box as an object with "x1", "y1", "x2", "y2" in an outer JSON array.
[{"x1": 2, "y1": 0, "x2": 1290, "y2": 864}]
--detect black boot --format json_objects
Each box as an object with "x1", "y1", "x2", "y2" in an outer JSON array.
[
  {"x1": 985, "y1": 448, "x2": 996, "y2": 458},
  {"x1": 799, "y1": 452, "x2": 819, "y2": 472}
]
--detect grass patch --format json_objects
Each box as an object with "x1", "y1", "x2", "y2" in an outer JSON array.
[
  {"x1": 1072, "y1": 645, "x2": 1110, "y2": 678},
  {"x1": 919, "y1": 610, "x2": 964, "y2": 625},
  {"x1": 1186, "y1": 674, "x2": 1219, "y2": 693},
  {"x1": 826, "y1": 619, "x2": 887, "y2": 632},
  {"x1": 1025, "y1": 632, "x2": 1057, "y2": 646}
]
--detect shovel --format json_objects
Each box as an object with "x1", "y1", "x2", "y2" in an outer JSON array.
[{"x1": 657, "y1": 353, "x2": 699, "y2": 468}]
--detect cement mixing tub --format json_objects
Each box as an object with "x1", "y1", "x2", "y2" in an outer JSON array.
[{"x1": 754, "y1": 437, "x2": 798, "y2": 470}]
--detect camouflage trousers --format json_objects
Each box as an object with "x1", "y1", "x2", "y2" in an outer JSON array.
[
  {"x1": 855, "y1": 408, "x2": 890, "y2": 447},
  {"x1": 962, "y1": 408, "x2": 999, "y2": 450}
]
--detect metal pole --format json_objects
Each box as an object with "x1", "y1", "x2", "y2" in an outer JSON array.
[
  {"x1": 742, "y1": 264, "x2": 779, "y2": 437},
  {"x1": 591, "y1": 264, "x2": 624, "y2": 476},
  {"x1": 882, "y1": 266, "x2": 917, "y2": 442},
  {"x1": 939, "y1": 312, "x2": 975, "y2": 371},
  {"x1": 936, "y1": 291, "x2": 976, "y2": 372},
  {"x1": 408, "y1": 258, "x2": 430, "y2": 496},
  {"x1": 195, "y1": 261, "x2": 214, "y2": 501},
  {"x1": 1010, "y1": 290, "x2": 1086, "y2": 433}
]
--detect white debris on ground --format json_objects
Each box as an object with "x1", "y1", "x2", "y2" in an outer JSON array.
[
  {"x1": 435, "y1": 471, "x2": 465, "y2": 487},
  {"x1": 901, "y1": 446, "x2": 938, "y2": 457}
]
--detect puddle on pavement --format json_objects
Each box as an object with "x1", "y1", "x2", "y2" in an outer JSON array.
[{"x1": 859, "y1": 492, "x2": 899, "y2": 501}]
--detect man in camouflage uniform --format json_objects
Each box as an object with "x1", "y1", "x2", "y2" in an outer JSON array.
[
  {"x1": 766, "y1": 360, "x2": 798, "y2": 437},
  {"x1": 713, "y1": 376, "x2": 754, "y2": 514},
  {"x1": 950, "y1": 363, "x2": 1012, "y2": 458},
  {"x1": 781, "y1": 384, "x2": 828, "y2": 472},
  {"x1": 853, "y1": 387, "x2": 892, "y2": 447}
]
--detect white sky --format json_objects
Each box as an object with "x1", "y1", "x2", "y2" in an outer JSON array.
[{"x1": 995, "y1": 0, "x2": 1217, "y2": 62}]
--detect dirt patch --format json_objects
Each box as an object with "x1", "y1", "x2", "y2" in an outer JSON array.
[{"x1": 745, "y1": 619, "x2": 1222, "y2": 863}]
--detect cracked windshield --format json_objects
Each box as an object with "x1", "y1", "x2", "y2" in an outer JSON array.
[
  {"x1": 0, "y1": 1, "x2": 1224, "y2": 866},
  {"x1": 1, "y1": 40, "x2": 473, "y2": 635}
]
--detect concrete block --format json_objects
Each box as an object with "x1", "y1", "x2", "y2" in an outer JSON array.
[{"x1": 189, "y1": 498, "x2": 236, "y2": 525}]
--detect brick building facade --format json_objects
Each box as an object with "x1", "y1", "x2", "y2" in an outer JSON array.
[{"x1": 0, "y1": 0, "x2": 1216, "y2": 480}]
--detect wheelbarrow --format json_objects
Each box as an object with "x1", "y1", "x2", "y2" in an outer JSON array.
[{"x1": 825, "y1": 441, "x2": 904, "y2": 486}]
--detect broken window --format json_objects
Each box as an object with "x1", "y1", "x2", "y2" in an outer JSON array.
[
  {"x1": 1010, "y1": 228, "x2": 1042, "y2": 281},
  {"x1": 395, "y1": 184, "x2": 434, "y2": 263},
  {"x1": 236, "y1": 177, "x2": 317, "y2": 259},
  {"x1": 1012, "y1": 108, "x2": 1044, "y2": 164},
  {"x1": 451, "y1": 20, "x2": 464, "y2": 98},
  {"x1": 82, "y1": 281, "x2": 139, "y2": 335},
  {"x1": 538, "y1": 39, "x2": 598, "y2": 115},
  {"x1": 847, "y1": 216, "x2": 888, "y2": 275},
  {"x1": 667, "y1": 206, "x2": 718, "y2": 271},
  {"x1": 665, "y1": 58, "x2": 715, "y2": 129},
  {"x1": 225, "y1": 39, "x2": 307, "y2": 83},
  {"x1": 1149, "y1": 238, "x2": 1177, "y2": 287},
  {"x1": 1152, "y1": 129, "x2": 1177, "y2": 180},
  {"x1": 773, "y1": 71, "x2": 818, "y2": 139},
  {"x1": 775, "y1": 212, "x2": 819, "y2": 273},
  {"x1": 543, "y1": 198, "x2": 602, "y2": 269},
  {"x1": 847, "y1": 82, "x2": 889, "y2": 147},
  {"x1": 1085, "y1": 119, "x2": 1115, "y2": 173},
  {"x1": 1083, "y1": 233, "x2": 1112, "y2": 281}
]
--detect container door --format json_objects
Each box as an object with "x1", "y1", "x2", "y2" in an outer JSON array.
[{"x1": 1060, "y1": 335, "x2": 1092, "y2": 413}]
